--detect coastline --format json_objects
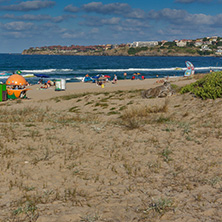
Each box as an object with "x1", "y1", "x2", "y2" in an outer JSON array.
[{"x1": 22, "y1": 51, "x2": 217, "y2": 57}]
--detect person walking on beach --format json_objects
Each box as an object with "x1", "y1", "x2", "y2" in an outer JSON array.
[
  {"x1": 112, "y1": 74, "x2": 117, "y2": 84},
  {"x1": 124, "y1": 72, "x2": 127, "y2": 79}
]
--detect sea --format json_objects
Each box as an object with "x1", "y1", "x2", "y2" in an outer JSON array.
[{"x1": 0, "y1": 53, "x2": 222, "y2": 85}]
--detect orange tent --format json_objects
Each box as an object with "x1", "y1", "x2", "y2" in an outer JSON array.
[{"x1": 6, "y1": 74, "x2": 28, "y2": 86}]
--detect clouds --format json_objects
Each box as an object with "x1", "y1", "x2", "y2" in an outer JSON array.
[
  {"x1": 69, "y1": 2, "x2": 218, "y2": 39},
  {"x1": 65, "y1": 2, "x2": 145, "y2": 19},
  {"x1": 81, "y1": 16, "x2": 121, "y2": 27},
  {"x1": 0, "y1": 13, "x2": 76, "y2": 23},
  {"x1": 64, "y1": 4, "x2": 79, "y2": 13},
  {"x1": 1, "y1": 0, "x2": 222, "y2": 53},
  {"x1": 65, "y1": 2, "x2": 132, "y2": 15},
  {"x1": 82, "y1": 2, "x2": 131, "y2": 15},
  {"x1": 148, "y1": 8, "x2": 188, "y2": 21},
  {"x1": 2, "y1": 21, "x2": 34, "y2": 31},
  {"x1": 0, "y1": 0, "x2": 55, "y2": 12},
  {"x1": 147, "y1": 7, "x2": 221, "y2": 27},
  {"x1": 147, "y1": 8, "x2": 214, "y2": 27},
  {"x1": 61, "y1": 31, "x2": 85, "y2": 39},
  {"x1": 0, "y1": 1, "x2": 218, "y2": 37}
]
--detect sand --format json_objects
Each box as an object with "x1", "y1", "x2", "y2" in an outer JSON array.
[
  {"x1": 1, "y1": 77, "x2": 222, "y2": 222},
  {"x1": 27, "y1": 77, "x2": 195, "y2": 101}
]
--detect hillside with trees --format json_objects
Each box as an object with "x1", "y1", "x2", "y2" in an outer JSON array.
[{"x1": 22, "y1": 36, "x2": 222, "y2": 57}]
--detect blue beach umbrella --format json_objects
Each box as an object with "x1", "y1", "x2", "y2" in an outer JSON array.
[
  {"x1": 92, "y1": 74, "x2": 101, "y2": 79},
  {"x1": 34, "y1": 74, "x2": 50, "y2": 78}
]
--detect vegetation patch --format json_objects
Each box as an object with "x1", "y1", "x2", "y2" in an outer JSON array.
[
  {"x1": 143, "y1": 198, "x2": 173, "y2": 215},
  {"x1": 128, "y1": 47, "x2": 148, "y2": 55},
  {"x1": 107, "y1": 111, "x2": 120, "y2": 116},
  {"x1": 68, "y1": 106, "x2": 80, "y2": 113},
  {"x1": 53, "y1": 92, "x2": 90, "y2": 101},
  {"x1": 170, "y1": 84, "x2": 181, "y2": 93},
  {"x1": 0, "y1": 107, "x2": 47, "y2": 123},
  {"x1": 181, "y1": 72, "x2": 222, "y2": 99},
  {"x1": 95, "y1": 102, "x2": 109, "y2": 108},
  {"x1": 119, "y1": 100, "x2": 169, "y2": 129}
]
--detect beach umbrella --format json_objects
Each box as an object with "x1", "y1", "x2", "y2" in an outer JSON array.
[
  {"x1": 34, "y1": 74, "x2": 50, "y2": 78},
  {"x1": 92, "y1": 74, "x2": 101, "y2": 79}
]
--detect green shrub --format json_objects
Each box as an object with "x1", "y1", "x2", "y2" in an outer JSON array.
[
  {"x1": 128, "y1": 47, "x2": 148, "y2": 55},
  {"x1": 164, "y1": 42, "x2": 176, "y2": 47},
  {"x1": 198, "y1": 50, "x2": 213, "y2": 56},
  {"x1": 180, "y1": 72, "x2": 222, "y2": 99},
  {"x1": 185, "y1": 48, "x2": 197, "y2": 54}
]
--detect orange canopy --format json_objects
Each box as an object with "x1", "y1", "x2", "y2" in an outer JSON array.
[{"x1": 6, "y1": 74, "x2": 28, "y2": 86}]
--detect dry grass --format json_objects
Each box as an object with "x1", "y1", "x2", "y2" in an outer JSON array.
[
  {"x1": 1, "y1": 88, "x2": 222, "y2": 221},
  {"x1": 119, "y1": 99, "x2": 169, "y2": 129},
  {"x1": 193, "y1": 73, "x2": 208, "y2": 80},
  {"x1": 0, "y1": 106, "x2": 48, "y2": 123}
]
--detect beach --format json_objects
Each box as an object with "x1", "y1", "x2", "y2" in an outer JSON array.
[
  {"x1": 1, "y1": 77, "x2": 222, "y2": 221},
  {"x1": 27, "y1": 77, "x2": 195, "y2": 101}
]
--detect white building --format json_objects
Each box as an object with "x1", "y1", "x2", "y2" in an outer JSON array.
[
  {"x1": 200, "y1": 45, "x2": 212, "y2": 51},
  {"x1": 176, "y1": 40, "x2": 187, "y2": 47},
  {"x1": 194, "y1": 41, "x2": 203, "y2": 47},
  {"x1": 131, "y1": 41, "x2": 158, "y2": 47},
  {"x1": 215, "y1": 49, "x2": 222, "y2": 55}
]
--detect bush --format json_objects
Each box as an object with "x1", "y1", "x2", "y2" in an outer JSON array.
[
  {"x1": 128, "y1": 47, "x2": 148, "y2": 55},
  {"x1": 198, "y1": 50, "x2": 213, "y2": 56},
  {"x1": 164, "y1": 42, "x2": 176, "y2": 47},
  {"x1": 180, "y1": 72, "x2": 222, "y2": 99},
  {"x1": 185, "y1": 48, "x2": 197, "y2": 54}
]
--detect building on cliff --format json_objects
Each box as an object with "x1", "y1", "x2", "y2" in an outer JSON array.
[{"x1": 130, "y1": 41, "x2": 158, "y2": 48}]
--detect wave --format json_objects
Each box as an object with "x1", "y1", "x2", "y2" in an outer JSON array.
[
  {"x1": 74, "y1": 77, "x2": 84, "y2": 81},
  {"x1": 94, "y1": 67, "x2": 222, "y2": 72},
  {"x1": 0, "y1": 76, "x2": 10, "y2": 79},
  {"x1": 21, "y1": 69, "x2": 73, "y2": 73},
  {"x1": 18, "y1": 66, "x2": 222, "y2": 75},
  {"x1": 197, "y1": 66, "x2": 222, "y2": 70},
  {"x1": 93, "y1": 68, "x2": 183, "y2": 72}
]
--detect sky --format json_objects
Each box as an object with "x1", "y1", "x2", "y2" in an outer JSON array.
[{"x1": 0, "y1": 0, "x2": 222, "y2": 53}]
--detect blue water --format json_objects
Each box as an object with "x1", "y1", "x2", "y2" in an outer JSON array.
[{"x1": 0, "y1": 54, "x2": 222, "y2": 84}]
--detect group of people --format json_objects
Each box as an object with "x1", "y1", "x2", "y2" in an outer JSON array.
[
  {"x1": 11, "y1": 85, "x2": 26, "y2": 90},
  {"x1": 116, "y1": 72, "x2": 146, "y2": 81},
  {"x1": 83, "y1": 72, "x2": 146, "y2": 88},
  {"x1": 131, "y1": 72, "x2": 145, "y2": 80},
  {"x1": 38, "y1": 79, "x2": 54, "y2": 89}
]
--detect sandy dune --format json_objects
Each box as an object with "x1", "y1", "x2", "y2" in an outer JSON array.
[{"x1": 1, "y1": 77, "x2": 222, "y2": 222}]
